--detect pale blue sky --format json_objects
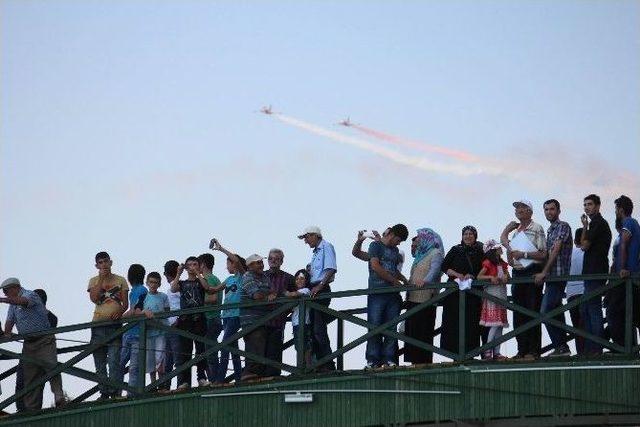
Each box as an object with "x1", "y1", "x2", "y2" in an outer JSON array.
[{"x1": 1, "y1": 0, "x2": 639, "y2": 403}]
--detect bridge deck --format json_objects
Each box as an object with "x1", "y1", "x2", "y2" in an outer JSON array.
[{"x1": 2, "y1": 357, "x2": 639, "y2": 427}]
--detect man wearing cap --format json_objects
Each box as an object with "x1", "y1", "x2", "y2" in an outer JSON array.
[
  {"x1": 1, "y1": 278, "x2": 66, "y2": 410},
  {"x1": 239, "y1": 254, "x2": 276, "y2": 380},
  {"x1": 501, "y1": 199, "x2": 547, "y2": 359},
  {"x1": 299, "y1": 226, "x2": 337, "y2": 372}
]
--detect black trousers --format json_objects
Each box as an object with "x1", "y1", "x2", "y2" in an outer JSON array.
[
  {"x1": 511, "y1": 264, "x2": 543, "y2": 356},
  {"x1": 263, "y1": 325, "x2": 284, "y2": 376},
  {"x1": 177, "y1": 315, "x2": 208, "y2": 385},
  {"x1": 404, "y1": 301, "x2": 437, "y2": 364},
  {"x1": 243, "y1": 325, "x2": 268, "y2": 377}
]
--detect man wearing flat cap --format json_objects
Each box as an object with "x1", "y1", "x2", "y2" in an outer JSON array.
[
  {"x1": 239, "y1": 254, "x2": 276, "y2": 380},
  {"x1": 500, "y1": 199, "x2": 547, "y2": 360},
  {"x1": 299, "y1": 226, "x2": 337, "y2": 372},
  {"x1": 1, "y1": 278, "x2": 66, "y2": 410}
]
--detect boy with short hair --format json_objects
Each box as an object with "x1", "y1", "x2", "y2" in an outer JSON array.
[
  {"x1": 141, "y1": 272, "x2": 170, "y2": 384},
  {"x1": 198, "y1": 253, "x2": 225, "y2": 384},
  {"x1": 119, "y1": 264, "x2": 148, "y2": 394},
  {"x1": 170, "y1": 256, "x2": 210, "y2": 389},
  {"x1": 87, "y1": 252, "x2": 129, "y2": 399}
]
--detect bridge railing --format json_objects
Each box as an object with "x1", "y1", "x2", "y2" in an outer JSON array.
[{"x1": 0, "y1": 273, "x2": 638, "y2": 411}]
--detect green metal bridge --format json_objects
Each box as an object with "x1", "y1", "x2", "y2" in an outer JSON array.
[{"x1": 1, "y1": 273, "x2": 639, "y2": 426}]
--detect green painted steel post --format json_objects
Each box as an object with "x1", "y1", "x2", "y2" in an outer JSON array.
[
  {"x1": 625, "y1": 278, "x2": 633, "y2": 354},
  {"x1": 137, "y1": 318, "x2": 146, "y2": 394},
  {"x1": 337, "y1": 318, "x2": 344, "y2": 371},
  {"x1": 297, "y1": 299, "x2": 306, "y2": 373},
  {"x1": 458, "y1": 289, "x2": 466, "y2": 361}
]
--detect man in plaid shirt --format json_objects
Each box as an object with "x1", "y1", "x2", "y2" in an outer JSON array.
[{"x1": 535, "y1": 199, "x2": 573, "y2": 356}]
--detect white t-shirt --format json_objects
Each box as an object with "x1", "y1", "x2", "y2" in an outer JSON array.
[
  {"x1": 291, "y1": 288, "x2": 311, "y2": 326},
  {"x1": 166, "y1": 289, "x2": 181, "y2": 326},
  {"x1": 566, "y1": 247, "x2": 584, "y2": 299}
]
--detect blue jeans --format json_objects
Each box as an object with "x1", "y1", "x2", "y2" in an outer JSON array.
[
  {"x1": 581, "y1": 280, "x2": 605, "y2": 354},
  {"x1": 159, "y1": 331, "x2": 181, "y2": 389},
  {"x1": 91, "y1": 325, "x2": 122, "y2": 397},
  {"x1": 119, "y1": 334, "x2": 140, "y2": 395},
  {"x1": 541, "y1": 281, "x2": 568, "y2": 350},
  {"x1": 206, "y1": 318, "x2": 223, "y2": 382},
  {"x1": 365, "y1": 293, "x2": 401, "y2": 365},
  {"x1": 217, "y1": 317, "x2": 242, "y2": 382}
]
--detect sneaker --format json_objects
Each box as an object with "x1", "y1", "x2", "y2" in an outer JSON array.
[
  {"x1": 54, "y1": 393, "x2": 69, "y2": 407},
  {"x1": 197, "y1": 379, "x2": 210, "y2": 387},
  {"x1": 481, "y1": 350, "x2": 493, "y2": 360},
  {"x1": 177, "y1": 382, "x2": 190, "y2": 390},
  {"x1": 523, "y1": 353, "x2": 537, "y2": 361},
  {"x1": 493, "y1": 353, "x2": 508, "y2": 361},
  {"x1": 547, "y1": 346, "x2": 571, "y2": 357},
  {"x1": 364, "y1": 362, "x2": 377, "y2": 370},
  {"x1": 384, "y1": 361, "x2": 397, "y2": 368}
]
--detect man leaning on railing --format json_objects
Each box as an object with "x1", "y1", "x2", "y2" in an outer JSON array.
[{"x1": 0, "y1": 278, "x2": 67, "y2": 410}]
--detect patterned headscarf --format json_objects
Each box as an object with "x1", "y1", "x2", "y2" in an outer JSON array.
[{"x1": 412, "y1": 228, "x2": 444, "y2": 267}]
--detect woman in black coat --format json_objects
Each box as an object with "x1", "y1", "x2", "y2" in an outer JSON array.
[{"x1": 439, "y1": 225, "x2": 485, "y2": 358}]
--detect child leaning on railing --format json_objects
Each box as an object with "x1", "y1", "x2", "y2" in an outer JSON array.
[{"x1": 285, "y1": 269, "x2": 313, "y2": 365}]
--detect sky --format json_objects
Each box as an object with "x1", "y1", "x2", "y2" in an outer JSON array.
[{"x1": 1, "y1": 0, "x2": 639, "y2": 408}]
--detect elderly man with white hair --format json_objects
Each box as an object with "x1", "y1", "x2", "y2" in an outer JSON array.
[
  {"x1": 500, "y1": 199, "x2": 547, "y2": 360},
  {"x1": 263, "y1": 248, "x2": 295, "y2": 377},
  {"x1": 299, "y1": 226, "x2": 337, "y2": 372}
]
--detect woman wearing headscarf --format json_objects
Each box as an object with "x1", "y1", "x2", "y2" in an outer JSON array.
[
  {"x1": 440, "y1": 225, "x2": 485, "y2": 357},
  {"x1": 404, "y1": 228, "x2": 445, "y2": 365}
]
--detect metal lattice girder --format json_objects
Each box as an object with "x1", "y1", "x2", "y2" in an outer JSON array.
[
  {"x1": 464, "y1": 280, "x2": 628, "y2": 359},
  {"x1": 144, "y1": 301, "x2": 299, "y2": 392},
  {"x1": 0, "y1": 321, "x2": 137, "y2": 410},
  {"x1": 306, "y1": 288, "x2": 459, "y2": 370}
]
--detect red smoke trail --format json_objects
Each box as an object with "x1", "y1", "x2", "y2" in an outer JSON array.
[{"x1": 350, "y1": 124, "x2": 479, "y2": 163}]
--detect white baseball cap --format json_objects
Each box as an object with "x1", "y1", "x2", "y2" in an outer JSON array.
[
  {"x1": 298, "y1": 226, "x2": 322, "y2": 239},
  {"x1": 245, "y1": 254, "x2": 265, "y2": 265},
  {"x1": 512, "y1": 199, "x2": 533, "y2": 210}
]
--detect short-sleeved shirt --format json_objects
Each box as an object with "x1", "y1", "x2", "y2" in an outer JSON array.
[
  {"x1": 143, "y1": 292, "x2": 170, "y2": 337},
  {"x1": 615, "y1": 217, "x2": 640, "y2": 273},
  {"x1": 221, "y1": 274, "x2": 243, "y2": 319},
  {"x1": 265, "y1": 269, "x2": 295, "y2": 328},
  {"x1": 582, "y1": 213, "x2": 612, "y2": 275},
  {"x1": 178, "y1": 279, "x2": 205, "y2": 310},
  {"x1": 240, "y1": 271, "x2": 271, "y2": 326},
  {"x1": 309, "y1": 239, "x2": 337, "y2": 285},
  {"x1": 481, "y1": 259, "x2": 509, "y2": 278},
  {"x1": 509, "y1": 221, "x2": 546, "y2": 270},
  {"x1": 367, "y1": 240, "x2": 401, "y2": 289},
  {"x1": 88, "y1": 274, "x2": 129, "y2": 321},
  {"x1": 6, "y1": 288, "x2": 51, "y2": 335},
  {"x1": 566, "y1": 247, "x2": 585, "y2": 298},
  {"x1": 166, "y1": 289, "x2": 181, "y2": 326},
  {"x1": 291, "y1": 287, "x2": 311, "y2": 326},
  {"x1": 546, "y1": 220, "x2": 573, "y2": 277},
  {"x1": 203, "y1": 274, "x2": 222, "y2": 320},
  {"x1": 124, "y1": 284, "x2": 148, "y2": 338}
]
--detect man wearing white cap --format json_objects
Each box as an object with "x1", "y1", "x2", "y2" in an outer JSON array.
[
  {"x1": 239, "y1": 254, "x2": 276, "y2": 380},
  {"x1": 0, "y1": 278, "x2": 66, "y2": 410},
  {"x1": 500, "y1": 199, "x2": 547, "y2": 359},
  {"x1": 298, "y1": 226, "x2": 337, "y2": 372}
]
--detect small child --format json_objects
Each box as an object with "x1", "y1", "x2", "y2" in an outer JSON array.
[
  {"x1": 141, "y1": 272, "x2": 170, "y2": 383},
  {"x1": 477, "y1": 240, "x2": 510, "y2": 360},
  {"x1": 285, "y1": 269, "x2": 312, "y2": 365}
]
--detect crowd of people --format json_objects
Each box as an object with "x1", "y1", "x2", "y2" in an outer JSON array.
[{"x1": 1, "y1": 193, "x2": 639, "y2": 411}]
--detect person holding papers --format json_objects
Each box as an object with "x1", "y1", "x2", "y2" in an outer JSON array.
[{"x1": 501, "y1": 199, "x2": 547, "y2": 360}]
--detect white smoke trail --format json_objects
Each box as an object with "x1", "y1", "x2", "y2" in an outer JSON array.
[{"x1": 274, "y1": 114, "x2": 504, "y2": 177}]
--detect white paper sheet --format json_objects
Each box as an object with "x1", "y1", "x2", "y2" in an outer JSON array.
[{"x1": 509, "y1": 231, "x2": 536, "y2": 268}]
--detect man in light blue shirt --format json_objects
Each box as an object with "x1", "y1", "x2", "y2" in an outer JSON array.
[{"x1": 299, "y1": 226, "x2": 337, "y2": 372}]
